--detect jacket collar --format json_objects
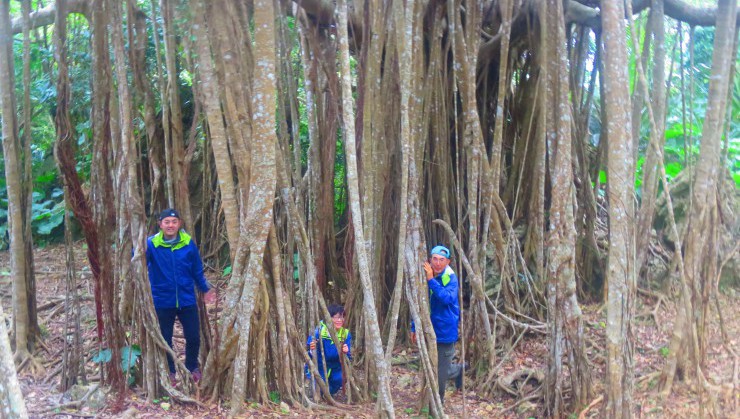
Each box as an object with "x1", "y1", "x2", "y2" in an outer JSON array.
[
  {"x1": 151, "y1": 230, "x2": 192, "y2": 250},
  {"x1": 319, "y1": 321, "x2": 349, "y2": 342}
]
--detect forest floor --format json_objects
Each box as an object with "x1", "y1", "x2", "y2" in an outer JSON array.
[{"x1": 1, "y1": 243, "x2": 738, "y2": 418}]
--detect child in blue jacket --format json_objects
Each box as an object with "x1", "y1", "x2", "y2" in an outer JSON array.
[{"x1": 306, "y1": 304, "x2": 352, "y2": 396}]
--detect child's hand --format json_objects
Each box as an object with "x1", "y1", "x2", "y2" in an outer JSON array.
[
  {"x1": 309, "y1": 339, "x2": 316, "y2": 350},
  {"x1": 342, "y1": 344, "x2": 349, "y2": 354}
]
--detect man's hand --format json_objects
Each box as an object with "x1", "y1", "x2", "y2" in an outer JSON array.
[
  {"x1": 309, "y1": 339, "x2": 316, "y2": 351},
  {"x1": 342, "y1": 343, "x2": 349, "y2": 354},
  {"x1": 423, "y1": 261, "x2": 434, "y2": 280},
  {"x1": 410, "y1": 332, "x2": 416, "y2": 345},
  {"x1": 203, "y1": 289, "x2": 217, "y2": 304}
]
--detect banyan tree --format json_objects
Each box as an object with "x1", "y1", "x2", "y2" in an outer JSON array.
[{"x1": 0, "y1": 0, "x2": 738, "y2": 418}]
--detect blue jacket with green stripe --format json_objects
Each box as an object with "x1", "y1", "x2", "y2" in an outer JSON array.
[
  {"x1": 306, "y1": 322, "x2": 352, "y2": 390},
  {"x1": 412, "y1": 265, "x2": 460, "y2": 343},
  {"x1": 146, "y1": 230, "x2": 210, "y2": 309}
]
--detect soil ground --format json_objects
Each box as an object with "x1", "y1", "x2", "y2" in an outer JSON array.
[{"x1": 1, "y1": 243, "x2": 738, "y2": 418}]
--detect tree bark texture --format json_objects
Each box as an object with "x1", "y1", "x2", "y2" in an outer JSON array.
[
  {"x1": 543, "y1": 0, "x2": 591, "y2": 416},
  {"x1": 229, "y1": 0, "x2": 278, "y2": 412},
  {"x1": 0, "y1": 298, "x2": 28, "y2": 418},
  {"x1": 336, "y1": 0, "x2": 394, "y2": 415},
  {"x1": 636, "y1": 0, "x2": 668, "y2": 275},
  {"x1": 661, "y1": 0, "x2": 738, "y2": 396},
  {"x1": 0, "y1": 0, "x2": 36, "y2": 360},
  {"x1": 601, "y1": 0, "x2": 637, "y2": 417}
]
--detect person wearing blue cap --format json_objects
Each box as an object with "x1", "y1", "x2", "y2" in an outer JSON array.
[
  {"x1": 410, "y1": 244, "x2": 463, "y2": 403},
  {"x1": 146, "y1": 208, "x2": 216, "y2": 385}
]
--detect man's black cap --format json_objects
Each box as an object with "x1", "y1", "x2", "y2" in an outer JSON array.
[{"x1": 158, "y1": 208, "x2": 180, "y2": 220}]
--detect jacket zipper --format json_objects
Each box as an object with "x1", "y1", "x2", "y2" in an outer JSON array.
[{"x1": 171, "y1": 245, "x2": 179, "y2": 308}]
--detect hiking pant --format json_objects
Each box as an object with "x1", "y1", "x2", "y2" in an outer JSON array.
[
  {"x1": 437, "y1": 342, "x2": 463, "y2": 403},
  {"x1": 155, "y1": 304, "x2": 200, "y2": 373}
]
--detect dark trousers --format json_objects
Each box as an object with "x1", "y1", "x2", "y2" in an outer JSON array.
[
  {"x1": 437, "y1": 342, "x2": 462, "y2": 403},
  {"x1": 155, "y1": 305, "x2": 200, "y2": 373}
]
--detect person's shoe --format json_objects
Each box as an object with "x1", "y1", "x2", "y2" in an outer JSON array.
[
  {"x1": 169, "y1": 372, "x2": 177, "y2": 387},
  {"x1": 191, "y1": 368, "x2": 202, "y2": 383}
]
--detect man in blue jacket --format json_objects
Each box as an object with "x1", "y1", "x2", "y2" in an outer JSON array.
[
  {"x1": 146, "y1": 208, "x2": 215, "y2": 384},
  {"x1": 410, "y1": 245, "x2": 462, "y2": 404},
  {"x1": 306, "y1": 304, "x2": 352, "y2": 397}
]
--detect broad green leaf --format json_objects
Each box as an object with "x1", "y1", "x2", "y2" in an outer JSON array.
[
  {"x1": 35, "y1": 206, "x2": 64, "y2": 235},
  {"x1": 93, "y1": 349, "x2": 112, "y2": 364},
  {"x1": 121, "y1": 344, "x2": 142, "y2": 370}
]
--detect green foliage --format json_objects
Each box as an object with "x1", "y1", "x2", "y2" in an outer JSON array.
[
  {"x1": 269, "y1": 390, "x2": 281, "y2": 404},
  {"x1": 334, "y1": 137, "x2": 347, "y2": 225},
  {"x1": 121, "y1": 344, "x2": 142, "y2": 371},
  {"x1": 659, "y1": 346, "x2": 670, "y2": 358},
  {"x1": 0, "y1": 185, "x2": 65, "y2": 249},
  {"x1": 31, "y1": 190, "x2": 65, "y2": 236},
  {"x1": 729, "y1": 137, "x2": 740, "y2": 188},
  {"x1": 92, "y1": 349, "x2": 112, "y2": 364},
  {"x1": 93, "y1": 345, "x2": 142, "y2": 386}
]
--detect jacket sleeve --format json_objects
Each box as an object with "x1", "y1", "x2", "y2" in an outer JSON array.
[
  {"x1": 189, "y1": 242, "x2": 210, "y2": 293},
  {"x1": 307, "y1": 328, "x2": 321, "y2": 354},
  {"x1": 427, "y1": 273, "x2": 459, "y2": 306},
  {"x1": 143, "y1": 240, "x2": 153, "y2": 269},
  {"x1": 345, "y1": 332, "x2": 352, "y2": 360}
]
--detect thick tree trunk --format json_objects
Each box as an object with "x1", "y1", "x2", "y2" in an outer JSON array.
[
  {"x1": 208, "y1": 0, "x2": 253, "y2": 196},
  {"x1": 109, "y1": 0, "x2": 178, "y2": 403},
  {"x1": 229, "y1": 0, "x2": 278, "y2": 413},
  {"x1": 54, "y1": 0, "x2": 125, "y2": 393},
  {"x1": 0, "y1": 299, "x2": 28, "y2": 418},
  {"x1": 19, "y1": 0, "x2": 38, "y2": 357},
  {"x1": 336, "y1": 0, "x2": 394, "y2": 415},
  {"x1": 189, "y1": 0, "x2": 240, "y2": 252},
  {"x1": 159, "y1": 0, "x2": 191, "y2": 223},
  {"x1": 682, "y1": 0, "x2": 736, "y2": 364},
  {"x1": 0, "y1": 0, "x2": 36, "y2": 362},
  {"x1": 661, "y1": 0, "x2": 737, "y2": 396},
  {"x1": 384, "y1": 0, "x2": 414, "y2": 361},
  {"x1": 601, "y1": 0, "x2": 636, "y2": 417},
  {"x1": 636, "y1": 0, "x2": 668, "y2": 274},
  {"x1": 543, "y1": 0, "x2": 591, "y2": 415},
  {"x1": 489, "y1": 0, "x2": 513, "y2": 192}
]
